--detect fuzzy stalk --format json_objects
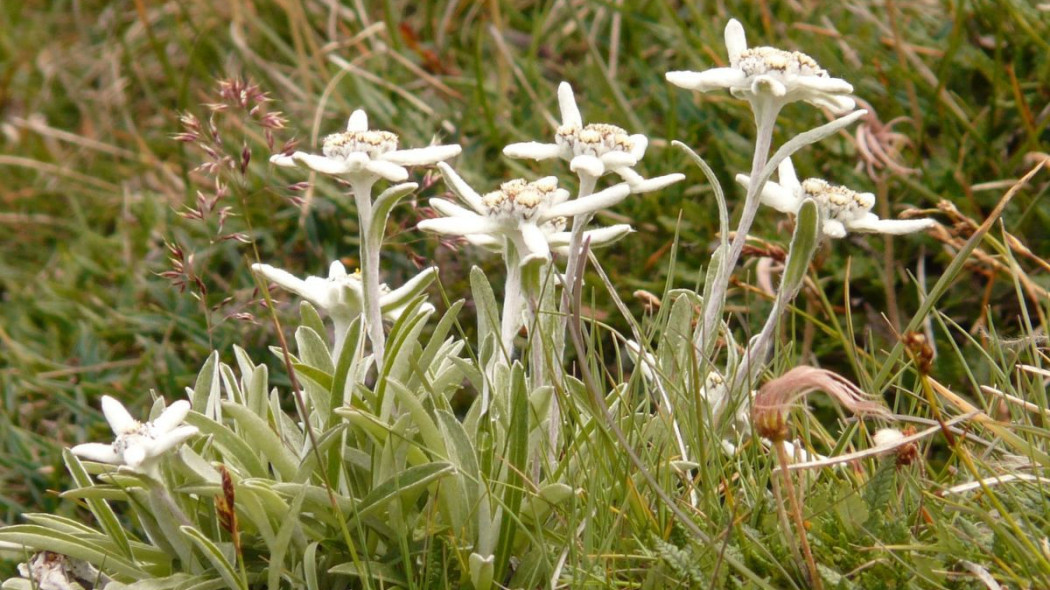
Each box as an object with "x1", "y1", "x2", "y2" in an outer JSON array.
[
  {"x1": 549, "y1": 172, "x2": 599, "y2": 471},
  {"x1": 500, "y1": 245, "x2": 525, "y2": 358},
  {"x1": 350, "y1": 178, "x2": 386, "y2": 369},
  {"x1": 146, "y1": 478, "x2": 195, "y2": 568},
  {"x1": 560, "y1": 172, "x2": 599, "y2": 308},
  {"x1": 696, "y1": 102, "x2": 781, "y2": 356}
]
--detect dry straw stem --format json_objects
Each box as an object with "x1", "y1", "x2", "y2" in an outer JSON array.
[
  {"x1": 784, "y1": 412, "x2": 976, "y2": 471},
  {"x1": 872, "y1": 159, "x2": 1047, "y2": 389},
  {"x1": 928, "y1": 377, "x2": 1050, "y2": 469}
]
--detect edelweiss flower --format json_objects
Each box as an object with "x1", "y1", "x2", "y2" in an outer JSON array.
[
  {"x1": 16, "y1": 551, "x2": 110, "y2": 590},
  {"x1": 418, "y1": 163, "x2": 633, "y2": 266},
  {"x1": 252, "y1": 261, "x2": 437, "y2": 323},
  {"x1": 271, "y1": 109, "x2": 461, "y2": 183},
  {"x1": 666, "y1": 19, "x2": 856, "y2": 114},
  {"x1": 72, "y1": 396, "x2": 198, "y2": 478},
  {"x1": 737, "y1": 158, "x2": 935, "y2": 238},
  {"x1": 503, "y1": 83, "x2": 683, "y2": 191}
]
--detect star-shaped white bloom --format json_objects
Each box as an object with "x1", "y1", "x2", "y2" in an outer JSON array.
[
  {"x1": 252, "y1": 261, "x2": 437, "y2": 323},
  {"x1": 503, "y1": 82, "x2": 684, "y2": 191},
  {"x1": 418, "y1": 163, "x2": 633, "y2": 266},
  {"x1": 270, "y1": 109, "x2": 461, "y2": 183},
  {"x1": 666, "y1": 19, "x2": 856, "y2": 114},
  {"x1": 17, "y1": 551, "x2": 110, "y2": 590},
  {"x1": 737, "y1": 158, "x2": 935, "y2": 238},
  {"x1": 72, "y1": 396, "x2": 198, "y2": 478}
]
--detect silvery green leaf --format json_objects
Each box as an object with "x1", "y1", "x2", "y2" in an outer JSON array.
[
  {"x1": 98, "y1": 573, "x2": 227, "y2": 590},
  {"x1": 334, "y1": 408, "x2": 431, "y2": 468},
  {"x1": 376, "y1": 298, "x2": 434, "y2": 416},
  {"x1": 179, "y1": 526, "x2": 246, "y2": 590},
  {"x1": 449, "y1": 355, "x2": 485, "y2": 395},
  {"x1": 0, "y1": 525, "x2": 147, "y2": 581},
  {"x1": 271, "y1": 388, "x2": 304, "y2": 451},
  {"x1": 232, "y1": 345, "x2": 256, "y2": 385},
  {"x1": 494, "y1": 362, "x2": 529, "y2": 583},
  {"x1": 412, "y1": 300, "x2": 466, "y2": 388},
  {"x1": 221, "y1": 402, "x2": 298, "y2": 481},
  {"x1": 698, "y1": 245, "x2": 725, "y2": 357},
  {"x1": 369, "y1": 181, "x2": 417, "y2": 245},
  {"x1": 21, "y1": 513, "x2": 101, "y2": 537},
  {"x1": 428, "y1": 361, "x2": 467, "y2": 401},
  {"x1": 661, "y1": 292, "x2": 696, "y2": 376},
  {"x1": 469, "y1": 552, "x2": 495, "y2": 590},
  {"x1": 267, "y1": 486, "x2": 307, "y2": 590},
  {"x1": 379, "y1": 268, "x2": 437, "y2": 316},
  {"x1": 145, "y1": 486, "x2": 196, "y2": 570},
  {"x1": 470, "y1": 266, "x2": 500, "y2": 368},
  {"x1": 329, "y1": 560, "x2": 408, "y2": 587},
  {"x1": 295, "y1": 326, "x2": 334, "y2": 416},
  {"x1": 62, "y1": 449, "x2": 134, "y2": 561},
  {"x1": 521, "y1": 482, "x2": 574, "y2": 522},
  {"x1": 174, "y1": 446, "x2": 220, "y2": 484},
  {"x1": 218, "y1": 363, "x2": 244, "y2": 407},
  {"x1": 762, "y1": 110, "x2": 867, "y2": 183},
  {"x1": 59, "y1": 486, "x2": 127, "y2": 503},
  {"x1": 293, "y1": 423, "x2": 345, "y2": 480},
  {"x1": 183, "y1": 411, "x2": 267, "y2": 477},
  {"x1": 298, "y1": 300, "x2": 327, "y2": 338},
  {"x1": 245, "y1": 363, "x2": 269, "y2": 420},
  {"x1": 232, "y1": 481, "x2": 282, "y2": 548},
  {"x1": 189, "y1": 352, "x2": 221, "y2": 420},
  {"x1": 673, "y1": 140, "x2": 729, "y2": 250},
  {"x1": 436, "y1": 410, "x2": 480, "y2": 537},
  {"x1": 388, "y1": 378, "x2": 445, "y2": 456},
  {"x1": 303, "y1": 542, "x2": 320, "y2": 590},
  {"x1": 529, "y1": 385, "x2": 554, "y2": 428},
  {"x1": 270, "y1": 482, "x2": 355, "y2": 516},
  {"x1": 291, "y1": 363, "x2": 332, "y2": 401},
  {"x1": 781, "y1": 198, "x2": 820, "y2": 298},
  {"x1": 295, "y1": 326, "x2": 333, "y2": 373},
  {"x1": 352, "y1": 462, "x2": 454, "y2": 522},
  {"x1": 331, "y1": 316, "x2": 364, "y2": 410}
]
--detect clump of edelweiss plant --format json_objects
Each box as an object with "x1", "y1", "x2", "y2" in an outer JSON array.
[{"x1": 0, "y1": 14, "x2": 958, "y2": 590}]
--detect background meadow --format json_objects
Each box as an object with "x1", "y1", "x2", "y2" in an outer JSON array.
[{"x1": 2, "y1": 0, "x2": 1049, "y2": 587}]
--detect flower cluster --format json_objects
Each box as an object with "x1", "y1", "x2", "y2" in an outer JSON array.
[
  {"x1": 504, "y1": 82, "x2": 683, "y2": 192},
  {"x1": 667, "y1": 19, "x2": 855, "y2": 114},
  {"x1": 252, "y1": 261, "x2": 437, "y2": 323},
  {"x1": 419, "y1": 164, "x2": 633, "y2": 267},
  {"x1": 737, "y1": 158, "x2": 935, "y2": 238},
  {"x1": 271, "y1": 109, "x2": 460, "y2": 184}
]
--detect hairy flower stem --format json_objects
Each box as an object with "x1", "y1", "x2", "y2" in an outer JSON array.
[
  {"x1": 562, "y1": 173, "x2": 599, "y2": 309},
  {"x1": 549, "y1": 173, "x2": 599, "y2": 470},
  {"x1": 351, "y1": 179, "x2": 386, "y2": 369},
  {"x1": 697, "y1": 104, "x2": 780, "y2": 358},
  {"x1": 501, "y1": 255, "x2": 524, "y2": 358},
  {"x1": 146, "y1": 479, "x2": 195, "y2": 567},
  {"x1": 773, "y1": 439, "x2": 823, "y2": 590}
]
